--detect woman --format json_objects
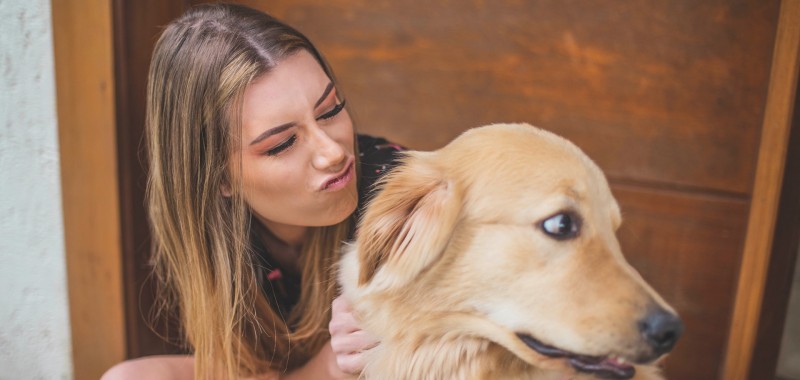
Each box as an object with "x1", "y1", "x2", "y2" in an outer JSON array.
[{"x1": 103, "y1": 3, "x2": 401, "y2": 379}]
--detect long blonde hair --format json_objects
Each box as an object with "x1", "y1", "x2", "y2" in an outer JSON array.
[{"x1": 145, "y1": 4, "x2": 350, "y2": 378}]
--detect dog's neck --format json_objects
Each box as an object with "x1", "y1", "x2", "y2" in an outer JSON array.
[
  {"x1": 361, "y1": 333, "x2": 615, "y2": 380},
  {"x1": 361, "y1": 334, "x2": 528, "y2": 380}
]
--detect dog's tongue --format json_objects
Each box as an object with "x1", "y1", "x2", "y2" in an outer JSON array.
[{"x1": 569, "y1": 355, "x2": 635, "y2": 379}]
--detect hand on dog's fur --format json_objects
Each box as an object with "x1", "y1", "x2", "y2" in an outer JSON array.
[{"x1": 329, "y1": 296, "x2": 379, "y2": 374}]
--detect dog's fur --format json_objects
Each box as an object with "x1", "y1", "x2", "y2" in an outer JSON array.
[{"x1": 338, "y1": 124, "x2": 679, "y2": 379}]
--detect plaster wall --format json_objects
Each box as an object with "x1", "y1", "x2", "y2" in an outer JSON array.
[{"x1": 0, "y1": 0, "x2": 73, "y2": 378}]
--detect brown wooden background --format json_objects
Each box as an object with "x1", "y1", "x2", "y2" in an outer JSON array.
[{"x1": 99, "y1": 1, "x2": 800, "y2": 379}]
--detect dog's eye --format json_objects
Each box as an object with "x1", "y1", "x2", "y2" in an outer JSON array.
[{"x1": 541, "y1": 213, "x2": 580, "y2": 239}]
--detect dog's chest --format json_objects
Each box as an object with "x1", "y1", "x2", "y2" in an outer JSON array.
[{"x1": 361, "y1": 338, "x2": 563, "y2": 380}]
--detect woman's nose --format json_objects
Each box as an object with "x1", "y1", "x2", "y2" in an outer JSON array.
[{"x1": 310, "y1": 125, "x2": 346, "y2": 170}]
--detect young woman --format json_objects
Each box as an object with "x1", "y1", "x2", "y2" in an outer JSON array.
[{"x1": 102, "y1": 3, "x2": 402, "y2": 379}]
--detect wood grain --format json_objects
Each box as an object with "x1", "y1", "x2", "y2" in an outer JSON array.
[
  {"x1": 247, "y1": 0, "x2": 779, "y2": 195},
  {"x1": 51, "y1": 0, "x2": 126, "y2": 378},
  {"x1": 613, "y1": 185, "x2": 748, "y2": 380},
  {"x1": 723, "y1": 0, "x2": 800, "y2": 378}
]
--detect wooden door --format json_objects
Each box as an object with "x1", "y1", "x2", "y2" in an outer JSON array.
[{"x1": 103, "y1": 1, "x2": 800, "y2": 379}]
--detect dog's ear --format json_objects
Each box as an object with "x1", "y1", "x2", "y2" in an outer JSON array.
[{"x1": 357, "y1": 152, "x2": 461, "y2": 287}]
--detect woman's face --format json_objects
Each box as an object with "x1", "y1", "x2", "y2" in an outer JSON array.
[{"x1": 234, "y1": 50, "x2": 357, "y2": 245}]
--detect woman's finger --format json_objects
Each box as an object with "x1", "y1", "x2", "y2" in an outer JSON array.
[
  {"x1": 331, "y1": 295, "x2": 352, "y2": 313},
  {"x1": 330, "y1": 329, "x2": 379, "y2": 354},
  {"x1": 329, "y1": 297, "x2": 360, "y2": 335},
  {"x1": 335, "y1": 352, "x2": 368, "y2": 375}
]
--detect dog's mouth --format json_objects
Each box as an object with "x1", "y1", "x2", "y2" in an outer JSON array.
[{"x1": 516, "y1": 333, "x2": 636, "y2": 379}]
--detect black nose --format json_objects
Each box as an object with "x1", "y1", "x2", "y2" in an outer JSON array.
[{"x1": 639, "y1": 308, "x2": 683, "y2": 355}]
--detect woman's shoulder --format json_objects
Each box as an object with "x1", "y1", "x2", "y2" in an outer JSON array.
[{"x1": 356, "y1": 134, "x2": 406, "y2": 213}]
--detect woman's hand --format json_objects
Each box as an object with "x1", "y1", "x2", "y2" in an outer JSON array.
[{"x1": 329, "y1": 296, "x2": 379, "y2": 375}]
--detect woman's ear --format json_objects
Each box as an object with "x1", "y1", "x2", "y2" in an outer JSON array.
[{"x1": 356, "y1": 152, "x2": 461, "y2": 288}]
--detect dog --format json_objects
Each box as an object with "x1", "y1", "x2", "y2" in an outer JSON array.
[{"x1": 338, "y1": 123, "x2": 683, "y2": 379}]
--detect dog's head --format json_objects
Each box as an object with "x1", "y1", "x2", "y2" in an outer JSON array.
[{"x1": 341, "y1": 123, "x2": 682, "y2": 379}]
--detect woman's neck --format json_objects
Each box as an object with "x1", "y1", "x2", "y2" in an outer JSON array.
[
  {"x1": 264, "y1": 221, "x2": 307, "y2": 248},
  {"x1": 255, "y1": 221, "x2": 307, "y2": 273}
]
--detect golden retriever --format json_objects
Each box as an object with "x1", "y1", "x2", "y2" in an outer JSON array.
[{"x1": 338, "y1": 123, "x2": 683, "y2": 379}]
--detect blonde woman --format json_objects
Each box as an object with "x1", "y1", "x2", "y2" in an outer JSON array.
[{"x1": 102, "y1": 4, "x2": 402, "y2": 379}]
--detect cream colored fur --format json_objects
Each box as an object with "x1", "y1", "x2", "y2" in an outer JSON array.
[{"x1": 339, "y1": 124, "x2": 676, "y2": 379}]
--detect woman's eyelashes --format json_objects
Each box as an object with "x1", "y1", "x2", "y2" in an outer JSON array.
[
  {"x1": 264, "y1": 99, "x2": 345, "y2": 156},
  {"x1": 316, "y1": 99, "x2": 346, "y2": 121},
  {"x1": 266, "y1": 135, "x2": 296, "y2": 156}
]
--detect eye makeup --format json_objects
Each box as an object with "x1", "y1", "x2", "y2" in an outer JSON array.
[
  {"x1": 253, "y1": 82, "x2": 347, "y2": 157},
  {"x1": 316, "y1": 99, "x2": 346, "y2": 121},
  {"x1": 265, "y1": 135, "x2": 297, "y2": 156},
  {"x1": 264, "y1": 99, "x2": 345, "y2": 156}
]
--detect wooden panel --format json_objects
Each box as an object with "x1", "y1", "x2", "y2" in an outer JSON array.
[
  {"x1": 114, "y1": 3, "x2": 793, "y2": 380},
  {"x1": 112, "y1": 0, "x2": 189, "y2": 358},
  {"x1": 724, "y1": 0, "x2": 800, "y2": 378},
  {"x1": 242, "y1": 0, "x2": 780, "y2": 195},
  {"x1": 51, "y1": 0, "x2": 126, "y2": 378},
  {"x1": 612, "y1": 185, "x2": 748, "y2": 380}
]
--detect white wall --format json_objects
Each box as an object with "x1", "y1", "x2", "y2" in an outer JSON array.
[
  {"x1": 778, "y1": 245, "x2": 800, "y2": 379},
  {"x1": 0, "y1": 0, "x2": 74, "y2": 379}
]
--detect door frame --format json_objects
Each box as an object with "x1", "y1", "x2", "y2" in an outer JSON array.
[
  {"x1": 52, "y1": 0, "x2": 126, "y2": 379},
  {"x1": 52, "y1": 1, "x2": 800, "y2": 379}
]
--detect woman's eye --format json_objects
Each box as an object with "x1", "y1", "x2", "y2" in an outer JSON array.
[
  {"x1": 541, "y1": 212, "x2": 580, "y2": 240},
  {"x1": 316, "y1": 99, "x2": 346, "y2": 121},
  {"x1": 266, "y1": 135, "x2": 296, "y2": 156}
]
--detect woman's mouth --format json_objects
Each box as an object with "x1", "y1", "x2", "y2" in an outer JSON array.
[{"x1": 321, "y1": 160, "x2": 354, "y2": 191}]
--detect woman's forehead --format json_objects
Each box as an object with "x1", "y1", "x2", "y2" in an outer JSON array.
[
  {"x1": 248, "y1": 50, "x2": 329, "y2": 99},
  {"x1": 240, "y1": 51, "x2": 332, "y2": 135}
]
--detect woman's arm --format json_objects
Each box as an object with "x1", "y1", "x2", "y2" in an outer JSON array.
[
  {"x1": 279, "y1": 341, "x2": 347, "y2": 380},
  {"x1": 100, "y1": 356, "x2": 194, "y2": 380},
  {"x1": 279, "y1": 297, "x2": 377, "y2": 379}
]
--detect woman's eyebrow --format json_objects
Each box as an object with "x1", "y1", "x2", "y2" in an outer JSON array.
[
  {"x1": 314, "y1": 82, "x2": 334, "y2": 109},
  {"x1": 250, "y1": 123, "x2": 294, "y2": 146}
]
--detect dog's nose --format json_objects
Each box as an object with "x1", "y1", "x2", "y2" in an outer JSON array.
[{"x1": 639, "y1": 308, "x2": 683, "y2": 355}]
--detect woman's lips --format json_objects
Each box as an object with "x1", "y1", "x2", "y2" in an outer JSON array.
[{"x1": 321, "y1": 160, "x2": 354, "y2": 191}]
